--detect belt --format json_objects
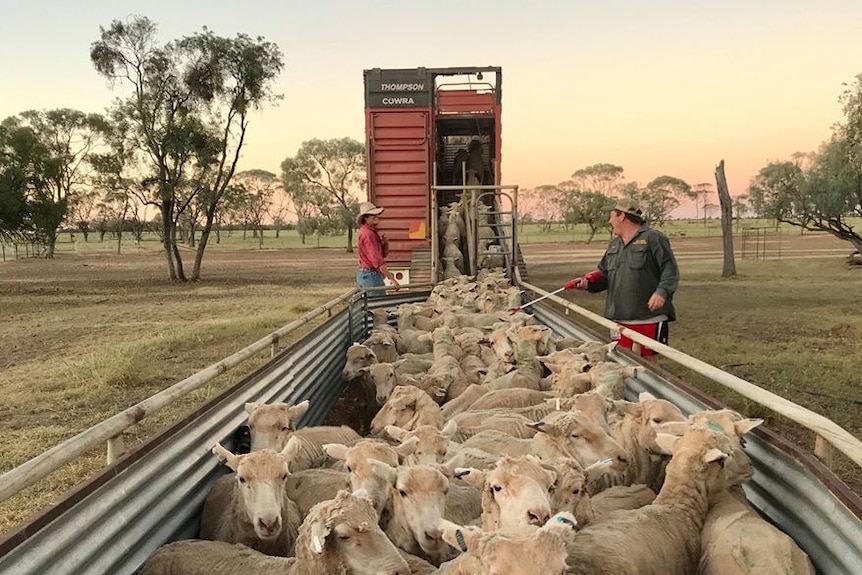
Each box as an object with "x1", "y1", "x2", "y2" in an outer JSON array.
[{"x1": 359, "y1": 267, "x2": 379, "y2": 272}]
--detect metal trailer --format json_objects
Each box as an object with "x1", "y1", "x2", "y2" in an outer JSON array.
[
  {"x1": 0, "y1": 286, "x2": 860, "y2": 575},
  {"x1": 363, "y1": 66, "x2": 518, "y2": 285}
]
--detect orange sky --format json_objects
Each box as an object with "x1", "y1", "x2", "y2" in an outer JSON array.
[{"x1": 2, "y1": 1, "x2": 860, "y2": 218}]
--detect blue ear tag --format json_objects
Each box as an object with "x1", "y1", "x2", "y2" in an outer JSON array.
[
  {"x1": 556, "y1": 515, "x2": 578, "y2": 529},
  {"x1": 455, "y1": 529, "x2": 468, "y2": 552},
  {"x1": 707, "y1": 422, "x2": 724, "y2": 434}
]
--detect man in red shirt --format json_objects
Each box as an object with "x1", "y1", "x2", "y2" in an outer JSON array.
[{"x1": 356, "y1": 202, "x2": 399, "y2": 296}]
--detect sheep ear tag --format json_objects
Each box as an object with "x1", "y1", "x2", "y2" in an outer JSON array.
[
  {"x1": 455, "y1": 528, "x2": 468, "y2": 552},
  {"x1": 311, "y1": 535, "x2": 324, "y2": 553}
]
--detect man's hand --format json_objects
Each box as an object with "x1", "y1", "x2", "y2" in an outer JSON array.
[
  {"x1": 564, "y1": 277, "x2": 588, "y2": 291},
  {"x1": 647, "y1": 292, "x2": 666, "y2": 311}
]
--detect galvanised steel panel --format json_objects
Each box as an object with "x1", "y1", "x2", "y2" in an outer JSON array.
[
  {"x1": 531, "y1": 303, "x2": 862, "y2": 575},
  {"x1": 0, "y1": 295, "x2": 413, "y2": 575}
]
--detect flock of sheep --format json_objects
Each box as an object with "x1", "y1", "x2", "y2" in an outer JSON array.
[{"x1": 138, "y1": 271, "x2": 816, "y2": 575}]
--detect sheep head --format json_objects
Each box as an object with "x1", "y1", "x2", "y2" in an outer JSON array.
[{"x1": 244, "y1": 400, "x2": 310, "y2": 452}]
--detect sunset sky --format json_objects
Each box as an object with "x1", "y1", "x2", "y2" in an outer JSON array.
[{"x1": 2, "y1": 0, "x2": 861, "y2": 217}]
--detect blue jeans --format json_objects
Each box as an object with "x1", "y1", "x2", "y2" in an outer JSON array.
[{"x1": 357, "y1": 269, "x2": 385, "y2": 297}]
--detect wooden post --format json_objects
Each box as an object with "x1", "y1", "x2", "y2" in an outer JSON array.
[
  {"x1": 815, "y1": 434, "x2": 834, "y2": 469},
  {"x1": 715, "y1": 160, "x2": 737, "y2": 277},
  {"x1": 107, "y1": 435, "x2": 124, "y2": 465}
]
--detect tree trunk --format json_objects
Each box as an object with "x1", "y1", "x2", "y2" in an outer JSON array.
[
  {"x1": 715, "y1": 159, "x2": 736, "y2": 278},
  {"x1": 346, "y1": 225, "x2": 354, "y2": 253},
  {"x1": 192, "y1": 206, "x2": 218, "y2": 281}
]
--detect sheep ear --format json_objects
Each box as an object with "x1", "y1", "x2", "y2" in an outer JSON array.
[
  {"x1": 621, "y1": 401, "x2": 643, "y2": 418},
  {"x1": 441, "y1": 419, "x2": 458, "y2": 439},
  {"x1": 395, "y1": 436, "x2": 419, "y2": 460},
  {"x1": 439, "y1": 519, "x2": 480, "y2": 552},
  {"x1": 638, "y1": 391, "x2": 657, "y2": 402},
  {"x1": 703, "y1": 448, "x2": 729, "y2": 464},
  {"x1": 454, "y1": 467, "x2": 485, "y2": 488},
  {"x1": 323, "y1": 443, "x2": 349, "y2": 461},
  {"x1": 653, "y1": 433, "x2": 680, "y2": 455},
  {"x1": 308, "y1": 516, "x2": 331, "y2": 554},
  {"x1": 734, "y1": 418, "x2": 763, "y2": 436},
  {"x1": 369, "y1": 459, "x2": 398, "y2": 486},
  {"x1": 385, "y1": 425, "x2": 408, "y2": 442},
  {"x1": 289, "y1": 400, "x2": 311, "y2": 420},
  {"x1": 212, "y1": 443, "x2": 239, "y2": 470},
  {"x1": 656, "y1": 421, "x2": 690, "y2": 436},
  {"x1": 528, "y1": 420, "x2": 546, "y2": 431},
  {"x1": 281, "y1": 435, "x2": 301, "y2": 463},
  {"x1": 244, "y1": 402, "x2": 260, "y2": 415}
]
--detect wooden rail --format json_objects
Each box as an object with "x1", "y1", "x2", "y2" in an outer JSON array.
[{"x1": 0, "y1": 289, "x2": 362, "y2": 503}]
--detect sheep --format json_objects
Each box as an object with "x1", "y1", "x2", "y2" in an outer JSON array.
[
  {"x1": 342, "y1": 343, "x2": 378, "y2": 382},
  {"x1": 460, "y1": 411, "x2": 628, "y2": 471},
  {"x1": 601, "y1": 391, "x2": 687, "y2": 492},
  {"x1": 435, "y1": 511, "x2": 578, "y2": 575},
  {"x1": 370, "y1": 460, "x2": 456, "y2": 565},
  {"x1": 323, "y1": 438, "x2": 418, "y2": 513},
  {"x1": 370, "y1": 385, "x2": 444, "y2": 436},
  {"x1": 245, "y1": 401, "x2": 361, "y2": 468},
  {"x1": 140, "y1": 490, "x2": 410, "y2": 575},
  {"x1": 363, "y1": 330, "x2": 400, "y2": 363},
  {"x1": 467, "y1": 388, "x2": 555, "y2": 411},
  {"x1": 199, "y1": 442, "x2": 301, "y2": 557},
  {"x1": 440, "y1": 384, "x2": 489, "y2": 419},
  {"x1": 560, "y1": 424, "x2": 750, "y2": 575},
  {"x1": 286, "y1": 467, "x2": 351, "y2": 520},
  {"x1": 361, "y1": 362, "x2": 446, "y2": 406},
  {"x1": 456, "y1": 455, "x2": 556, "y2": 531},
  {"x1": 449, "y1": 411, "x2": 538, "y2": 441},
  {"x1": 686, "y1": 410, "x2": 815, "y2": 575},
  {"x1": 385, "y1": 422, "x2": 458, "y2": 465}
]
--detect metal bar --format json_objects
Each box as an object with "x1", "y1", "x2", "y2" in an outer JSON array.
[
  {"x1": 0, "y1": 289, "x2": 361, "y2": 503},
  {"x1": 517, "y1": 279, "x2": 862, "y2": 468}
]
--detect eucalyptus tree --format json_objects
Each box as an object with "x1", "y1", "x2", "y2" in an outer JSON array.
[
  {"x1": 233, "y1": 169, "x2": 277, "y2": 246},
  {"x1": 1, "y1": 109, "x2": 107, "y2": 255},
  {"x1": 90, "y1": 15, "x2": 284, "y2": 280},
  {"x1": 280, "y1": 137, "x2": 365, "y2": 252},
  {"x1": 0, "y1": 121, "x2": 38, "y2": 242}
]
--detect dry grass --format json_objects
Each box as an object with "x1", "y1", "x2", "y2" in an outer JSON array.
[{"x1": 1, "y1": 232, "x2": 860, "y2": 538}]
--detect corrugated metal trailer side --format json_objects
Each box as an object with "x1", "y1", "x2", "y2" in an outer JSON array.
[
  {"x1": 0, "y1": 292, "x2": 421, "y2": 575},
  {"x1": 0, "y1": 291, "x2": 860, "y2": 574}
]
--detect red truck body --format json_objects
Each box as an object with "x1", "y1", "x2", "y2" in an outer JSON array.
[{"x1": 363, "y1": 66, "x2": 503, "y2": 281}]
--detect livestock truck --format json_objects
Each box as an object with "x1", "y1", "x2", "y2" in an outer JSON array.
[
  {"x1": 1, "y1": 69, "x2": 861, "y2": 574},
  {"x1": 363, "y1": 66, "x2": 525, "y2": 284}
]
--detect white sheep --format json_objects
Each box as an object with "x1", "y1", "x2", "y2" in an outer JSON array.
[
  {"x1": 560, "y1": 424, "x2": 752, "y2": 575},
  {"x1": 199, "y1": 442, "x2": 301, "y2": 557},
  {"x1": 245, "y1": 401, "x2": 361, "y2": 467},
  {"x1": 140, "y1": 490, "x2": 410, "y2": 575},
  {"x1": 285, "y1": 467, "x2": 351, "y2": 520}
]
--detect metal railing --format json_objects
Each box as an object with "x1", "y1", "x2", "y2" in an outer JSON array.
[{"x1": 515, "y1": 276, "x2": 862, "y2": 469}]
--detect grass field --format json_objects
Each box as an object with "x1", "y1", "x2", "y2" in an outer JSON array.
[{"x1": 0, "y1": 227, "x2": 860, "y2": 536}]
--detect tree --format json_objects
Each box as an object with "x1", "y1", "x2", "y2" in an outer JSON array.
[
  {"x1": 280, "y1": 138, "x2": 366, "y2": 252},
  {"x1": 559, "y1": 188, "x2": 615, "y2": 243},
  {"x1": 749, "y1": 139, "x2": 862, "y2": 253},
  {"x1": 68, "y1": 189, "x2": 99, "y2": 242},
  {"x1": 0, "y1": 122, "x2": 40, "y2": 243},
  {"x1": 570, "y1": 163, "x2": 625, "y2": 196},
  {"x1": 732, "y1": 193, "x2": 749, "y2": 228},
  {"x1": 233, "y1": 169, "x2": 277, "y2": 247},
  {"x1": 521, "y1": 185, "x2": 562, "y2": 232},
  {"x1": 643, "y1": 175, "x2": 689, "y2": 225},
  {"x1": 686, "y1": 182, "x2": 713, "y2": 221},
  {"x1": 90, "y1": 16, "x2": 284, "y2": 280},
  {"x1": 3, "y1": 109, "x2": 107, "y2": 256}
]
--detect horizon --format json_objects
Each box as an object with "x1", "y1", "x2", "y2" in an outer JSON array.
[{"x1": 2, "y1": 1, "x2": 860, "y2": 219}]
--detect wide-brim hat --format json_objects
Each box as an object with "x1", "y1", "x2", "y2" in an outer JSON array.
[
  {"x1": 358, "y1": 201, "x2": 384, "y2": 217},
  {"x1": 613, "y1": 201, "x2": 643, "y2": 218}
]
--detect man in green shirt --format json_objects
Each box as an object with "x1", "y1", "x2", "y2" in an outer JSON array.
[{"x1": 566, "y1": 201, "x2": 679, "y2": 357}]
